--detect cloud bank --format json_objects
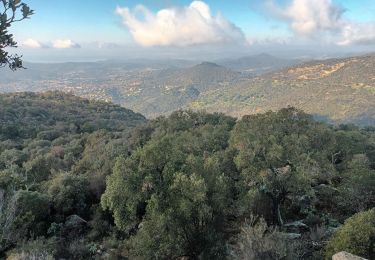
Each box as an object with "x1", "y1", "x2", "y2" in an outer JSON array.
[
  {"x1": 116, "y1": 1, "x2": 246, "y2": 47},
  {"x1": 52, "y1": 39, "x2": 80, "y2": 49},
  {"x1": 21, "y1": 38, "x2": 80, "y2": 49},
  {"x1": 268, "y1": 0, "x2": 375, "y2": 46},
  {"x1": 22, "y1": 38, "x2": 44, "y2": 48}
]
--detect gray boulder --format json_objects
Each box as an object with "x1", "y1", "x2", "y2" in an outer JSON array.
[{"x1": 332, "y1": 251, "x2": 367, "y2": 260}]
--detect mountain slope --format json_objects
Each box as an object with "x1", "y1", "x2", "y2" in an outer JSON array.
[
  {"x1": 165, "y1": 62, "x2": 240, "y2": 91},
  {"x1": 113, "y1": 62, "x2": 242, "y2": 117},
  {"x1": 191, "y1": 54, "x2": 375, "y2": 125}
]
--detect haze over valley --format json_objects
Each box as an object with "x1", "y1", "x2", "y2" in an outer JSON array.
[{"x1": 1, "y1": 52, "x2": 374, "y2": 125}]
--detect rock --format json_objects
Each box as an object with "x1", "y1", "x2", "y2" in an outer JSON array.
[
  {"x1": 284, "y1": 233, "x2": 301, "y2": 240},
  {"x1": 65, "y1": 214, "x2": 87, "y2": 228},
  {"x1": 63, "y1": 214, "x2": 88, "y2": 236},
  {"x1": 283, "y1": 220, "x2": 310, "y2": 233},
  {"x1": 332, "y1": 252, "x2": 367, "y2": 260}
]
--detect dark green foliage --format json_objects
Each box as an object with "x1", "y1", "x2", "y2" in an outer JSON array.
[
  {"x1": 47, "y1": 174, "x2": 90, "y2": 218},
  {"x1": 0, "y1": 92, "x2": 374, "y2": 259},
  {"x1": 102, "y1": 111, "x2": 236, "y2": 258},
  {"x1": 0, "y1": 92, "x2": 146, "y2": 257},
  {"x1": 0, "y1": 190, "x2": 50, "y2": 251},
  {"x1": 103, "y1": 108, "x2": 375, "y2": 258},
  {"x1": 14, "y1": 190, "x2": 50, "y2": 235},
  {"x1": 231, "y1": 108, "x2": 327, "y2": 225},
  {"x1": 336, "y1": 156, "x2": 375, "y2": 215},
  {"x1": 0, "y1": 0, "x2": 34, "y2": 70},
  {"x1": 0, "y1": 91, "x2": 146, "y2": 141}
]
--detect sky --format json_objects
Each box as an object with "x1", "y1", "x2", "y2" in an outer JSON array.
[{"x1": 8, "y1": 0, "x2": 375, "y2": 62}]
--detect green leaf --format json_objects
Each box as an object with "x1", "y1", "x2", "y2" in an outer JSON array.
[
  {"x1": 0, "y1": 13, "x2": 7, "y2": 24},
  {"x1": 21, "y1": 4, "x2": 31, "y2": 18}
]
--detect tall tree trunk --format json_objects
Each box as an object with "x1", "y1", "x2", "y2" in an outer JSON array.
[{"x1": 272, "y1": 198, "x2": 283, "y2": 226}]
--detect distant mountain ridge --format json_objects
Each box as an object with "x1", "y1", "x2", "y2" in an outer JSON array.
[
  {"x1": 165, "y1": 62, "x2": 240, "y2": 91},
  {"x1": 118, "y1": 62, "x2": 243, "y2": 117},
  {"x1": 0, "y1": 53, "x2": 374, "y2": 125},
  {"x1": 193, "y1": 54, "x2": 375, "y2": 125},
  {"x1": 217, "y1": 53, "x2": 299, "y2": 74}
]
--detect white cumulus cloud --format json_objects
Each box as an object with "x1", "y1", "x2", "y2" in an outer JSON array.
[
  {"x1": 52, "y1": 39, "x2": 80, "y2": 49},
  {"x1": 22, "y1": 38, "x2": 44, "y2": 48},
  {"x1": 268, "y1": 0, "x2": 375, "y2": 46},
  {"x1": 115, "y1": 1, "x2": 246, "y2": 47},
  {"x1": 276, "y1": 0, "x2": 344, "y2": 35},
  {"x1": 338, "y1": 22, "x2": 375, "y2": 46}
]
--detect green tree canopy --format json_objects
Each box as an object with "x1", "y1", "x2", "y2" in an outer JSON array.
[{"x1": 102, "y1": 111, "x2": 236, "y2": 258}]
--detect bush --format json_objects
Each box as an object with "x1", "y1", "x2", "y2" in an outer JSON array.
[
  {"x1": 13, "y1": 190, "x2": 50, "y2": 238},
  {"x1": 37, "y1": 130, "x2": 61, "y2": 141},
  {"x1": 48, "y1": 174, "x2": 90, "y2": 218},
  {"x1": 325, "y1": 208, "x2": 375, "y2": 259},
  {"x1": 6, "y1": 238, "x2": 55, "y2": 260},
  {"x1": 230, "y1": 217, "x2": 299, "y2": 260}
]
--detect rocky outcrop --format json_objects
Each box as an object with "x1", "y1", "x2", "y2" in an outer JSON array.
[{"x1": 332, "y1": 251, "x2": 367, "y2": 260}]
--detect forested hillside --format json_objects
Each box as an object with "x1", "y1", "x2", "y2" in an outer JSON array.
[
  {"x1": 0, "y1": 91, "x2": 145, "y2": 138},
  {"x1": 194, "y1": 54, "x2": 375, "y2": 125},
  {"x1": 0, "y1": 92, "x2": 146, "y2": 258},
  {"x1": 0, "y1": 93, "x2": 374, "y2": 259}
]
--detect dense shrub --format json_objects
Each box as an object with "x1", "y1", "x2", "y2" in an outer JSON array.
[
  {"x1": 231, "y1": 217, "x2": 298, "y2": 260},
  {"x1": 325, "y1": 208, "x2": 375, "y2": 259}
]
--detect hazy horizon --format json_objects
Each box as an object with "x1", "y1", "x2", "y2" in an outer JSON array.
[{"x1": 10, "y1": 0, "x2": 375, "y2": 62}]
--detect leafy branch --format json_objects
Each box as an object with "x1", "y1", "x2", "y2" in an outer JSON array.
[{"x1": 0, "y1": 0, "x2": 34, "y2": 70}]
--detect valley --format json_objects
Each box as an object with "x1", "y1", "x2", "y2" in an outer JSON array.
[{"x1": 0, "y1": 53, "x2": 374, "y2": 125}]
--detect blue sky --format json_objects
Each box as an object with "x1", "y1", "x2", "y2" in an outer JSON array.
[
  {"x1": 9, "y1": 0, "x2": 375, "y2": 61},
  {"x1": 13, "y1": 1, "x2": 276, "y2": 42}
]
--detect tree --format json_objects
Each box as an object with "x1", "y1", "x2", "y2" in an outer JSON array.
[
  {"x1": 259, "y1": 166, "x2": 294, "y2": 226},
  {"x1": 102, "y1": 112, "x2": 235, "y2": 258},
  {"x1": 1, "y1": 0, "x2": 34, "y2": 70},
  {"x1": 230, "y1": 108, "x2": 318, "y2": 225},
  {"x1": 47, "y1": 174, "x2": 90, "y2": 219},
  {"x1": 0, "y1": 190, "x2": 50, "y2": 250},
  {"x1": 337, "y1": 155, "x2": 375, "y2": 215}
]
